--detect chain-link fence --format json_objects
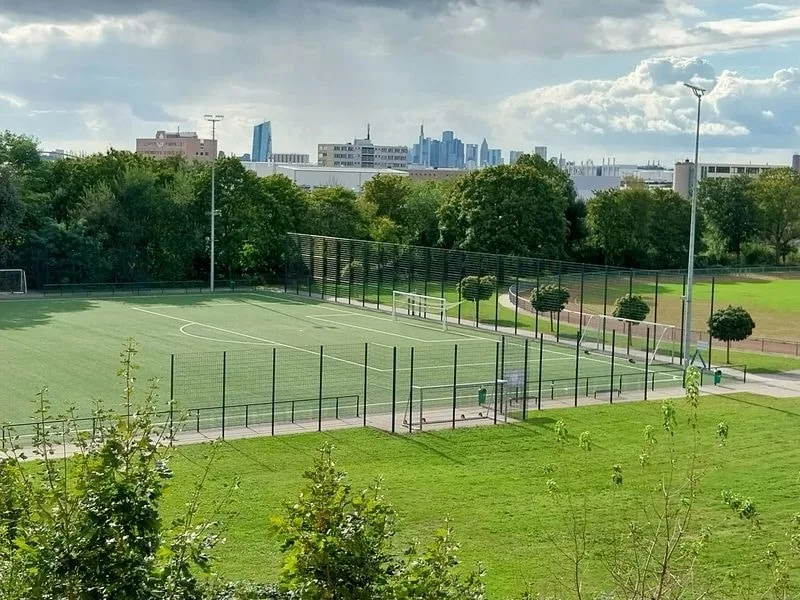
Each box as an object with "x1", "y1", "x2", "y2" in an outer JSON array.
[{"x1": 285, "y1": 233, "x2": 800, "y2": 360}]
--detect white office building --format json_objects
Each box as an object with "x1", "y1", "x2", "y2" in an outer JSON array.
[
  {"x1": 241, "y1": 163, "x2": 408, "y2": 192},
  {"x1": 673, "y1": 160, "x2": 781, "y2": 199},
  {"x1": 318, "y1": 128, "x2": 408, "y2": 169}
]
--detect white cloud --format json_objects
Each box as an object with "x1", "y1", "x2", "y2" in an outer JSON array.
[{"x1": 496, "y1": 57, "x2": 800, "y2": 154}]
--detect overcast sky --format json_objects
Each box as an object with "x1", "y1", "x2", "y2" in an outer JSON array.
[{"x1": 1, "y1": 0, "x2": 799, "y2": 165}]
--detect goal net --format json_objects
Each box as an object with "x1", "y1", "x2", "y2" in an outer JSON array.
[
  {"x1": 560, "y1": 309, "x2": 677, "y2": 366},
  {"x1": 403, "y1": 379, "x2": 508, "y2": 430},
  {"x1": 392, "y1": 291, "x2": 449, "y2": 330},
  {"x1": 0, "y1": 269, "x2": 27, "y2": 294}
]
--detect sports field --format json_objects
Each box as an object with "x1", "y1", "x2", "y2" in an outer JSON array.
[{"x1": 0, "y1": 290, "x2": 685, "y2": 426}]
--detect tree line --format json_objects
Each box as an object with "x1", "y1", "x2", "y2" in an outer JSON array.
[{"x1": 3, "y1": 130, "x2": 800, "y2": 288}]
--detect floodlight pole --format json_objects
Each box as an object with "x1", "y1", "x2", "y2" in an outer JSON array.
[
  {"x1": 682, "y1": 83, "x2": 705, "y2": 368},
  {"x1": 204, "y1": 114, "x2": 224, "y2": 292}
]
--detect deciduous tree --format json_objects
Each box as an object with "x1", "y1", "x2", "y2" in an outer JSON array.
[
  {"x1": 708, "y1": 305, "x2": 756, "y2": 362},
  {"x1": 699, "y1": 175, "x2": 759, "y2": 262},
  {"x1": 753, "y1": 167, "x2": 800, "y2": 263}
]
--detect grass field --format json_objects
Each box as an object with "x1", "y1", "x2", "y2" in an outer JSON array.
[
  {"x1": 0, "y1": 291, "x2": 686, "y2": 426},
  {"x1": 164, "y1": 392, "x2": 800, "y2": 598}
]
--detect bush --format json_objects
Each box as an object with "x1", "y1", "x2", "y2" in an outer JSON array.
[{"x1": 708, "y1": 305, "x2": 756, "y2": 362}]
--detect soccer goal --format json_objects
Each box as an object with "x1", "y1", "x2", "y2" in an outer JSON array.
[
  {"x1": 561, "y1": 309, "x2": 677, "y2": 366},
  {"x1": 392, "y1": 291, "x2": 450, "y2": 330},
  {"x1": 0, "y1": 269, "x2": 27, "y2": 294},
  {"x1": 402, "y1": 379, "x2": 508, "y2": 431}
]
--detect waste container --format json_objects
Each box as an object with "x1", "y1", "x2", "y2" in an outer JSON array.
[
  {"x1": 478, "y1": 386, "x2": 487, "y2": 405},
  {"x1": 713, "y1": 370, "x2": 722, "y2": 385}
]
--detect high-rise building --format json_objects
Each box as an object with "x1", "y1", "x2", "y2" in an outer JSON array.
[
  {"x1": 488, "y1": 149, "x2": 502, "y2": 166},
  {"x1": 793, "y1": 154, "x2": 800, "y2": 173},
  {"x1": 318, "y1": 128, "x2": 408, "y2": 169},
  {"x1": 479, "y1": 139, "x2": 489, "y2": 167},
  {"x1": 534, "y1": 146, "x2": 548, "y2": 161},
  {"x1": 270, "y1": 153, "x2": 310, "y2": 164},
  {"x1": 251, "y1": 121, "x2": 272, "y2": 162},
  {"x1": 136, "y1": 130, "x2": 217, "y2": 162},
  {"x1": 411, "y1": 126, "x2": 465, "y2": 168},
  {"x1": 465, "y1": 144, "x2": 478, "y2": 164},
  {"x1": 509, "y1": 150, "x2": 524, "y2": 165}
]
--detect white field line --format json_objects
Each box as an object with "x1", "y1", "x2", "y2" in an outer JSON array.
[{"x1": 131, "y1": 306, "x2": 384, "y2": 373}]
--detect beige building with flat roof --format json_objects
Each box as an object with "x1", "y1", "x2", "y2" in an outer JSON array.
[
  {"x1": 136, "y1": 130, "x2": 217, "y2": 162},
  {"x1": 318, "y1": 133, "x2": 408, "y2": 169}
]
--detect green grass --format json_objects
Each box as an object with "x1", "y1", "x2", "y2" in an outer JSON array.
[
  {"x1": 165, "y1": 392, "x2": 800, "y2": 598},
  {"x1": 0, "y1": 291, "x2": 670, "y2": 425}
]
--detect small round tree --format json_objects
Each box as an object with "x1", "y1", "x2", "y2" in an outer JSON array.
[
  {"x1": 708, "y1": 305, "x2": 756, "y2": 363},
  {"x1": 458, "y1": 275, "x2": 496, "y2": 325},
  {"x1": 612, "y1": 294, "x2": 650, "y2": 354},
  {"x1": 529, "y1": 284, "x2": 571, "y2": 331}
]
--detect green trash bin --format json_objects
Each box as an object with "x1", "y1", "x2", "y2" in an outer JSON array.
[
  {"x1": 713, "y1": 370, "x2": 722, "y2": 385},
  {"x1": 478, "y1": 386, "x2": 487, "y2": 405}
]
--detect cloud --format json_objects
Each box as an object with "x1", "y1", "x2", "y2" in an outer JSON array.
[{"x1": 496, "y1": 56, "x2": 800, "y2": 154}]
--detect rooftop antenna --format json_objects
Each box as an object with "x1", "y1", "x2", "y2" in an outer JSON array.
[{"x1": 367, "y1": 123, "x2": 371, "y2": 140}]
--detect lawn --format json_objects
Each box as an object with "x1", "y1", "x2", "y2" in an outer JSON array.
[{"x1": 165, "y1": 392, "x2": 800, "y2": 598}]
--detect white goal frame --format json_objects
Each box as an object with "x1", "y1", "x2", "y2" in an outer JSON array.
[
  {"x1": 392, "y1": 291, "x2": 449, "y2": 330},
  {"x1": 561, "y1": 309, "x2": 677, "y2": 366},
  {"x1": 0, "y1": 269, "x2": 27, "y2": 294},
  {"x1": 403, "y1": 379, "x2": 508, "y2": 430}
]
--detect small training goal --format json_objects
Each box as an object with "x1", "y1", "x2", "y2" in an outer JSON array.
[
  {"x1": 392, "y1": 291, "x2": 453, "y2": 330},
  {"x1": 0, "y1": 269, "x2": 27, "y2": 294},
  {"x1": 402, "y1": 379, "x2": 508, "y2": 430}
]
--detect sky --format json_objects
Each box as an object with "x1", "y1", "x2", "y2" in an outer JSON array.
[{"x1": 1, "y1": 0, "x2": 799, "y2": 166}]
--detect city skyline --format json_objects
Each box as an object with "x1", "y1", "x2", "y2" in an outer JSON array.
[{"x1": 1, "y1": 1, "x2": 799, "y2": 165}]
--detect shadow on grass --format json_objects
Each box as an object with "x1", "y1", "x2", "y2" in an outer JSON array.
[
  {"x1": 719, "y1": 393, "x2": 800, "y2": 418},
  {"x1": 0, "y1": 298, "x2": 96, "y2": 331}
]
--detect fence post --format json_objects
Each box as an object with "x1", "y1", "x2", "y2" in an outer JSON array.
[
  {"x1": 537, "y1": 335, "x2": 544, "y2": 410},
  {"x1": 644, "y1": 328, "x2": 650, "y2": 401},
  {"x1": 424, "y1": 248, "x2": 431, "y2": 299},
  {"x1": 441, "y1": 250, "x2": 448, "y2": 301},
  {"x1": 408, "y1": 248, "x2": 415, "y2": 294},
  {"x1": 556, "y1": 266, "x2": 562, "y2": 342},
  {"x1": 679, "y1": 273, "x2": 687, "y2": 363},
  {"x1": 308, "y1": 240, "x2": 314, "y2": 297},
  {"x1": 451, "y1": 344, "x2": 459, "y2": 429},
  {"x1": 493, "y1": 341, "x2": 500, "y2": 424},
  {"x1": 708, "y1": 276, "x2": 715, "y2": 369},
  {"x1": 221, "y1": 351, "x2": 227, "y2": 440},
  {"x1": 363, "y1": 343, "x2": 368, "y2": 427},
  {"x1": 458, "y1": 254, "x2": 466, "y2": 325},
  {"x1": 653, "y1": 272, "x2": 660, "y2": 324},
  {"x1": 318, "y1": 345, "x2": 324, "y2": 432},
  {"x1": 169, "y1": 354, "x2": 174, "y2": 438},
  {"x1": 284, "y1": 236, "x2": 290, "y2": 293},
  {"x1": 321, "y1": 239, "x2": 328, "y2": 300},
  {"x1": 495, "y1": 256, "x2": 502, "y2": 331},
  {"x1": 408, "y1": 347, "x2": 415, "y2": 433},
  {"x1": 377, "y1": 245, "x2": 383, "y2": 310},
  {"x1": 391, "y1": 346, "x2": 397, "y2": 433},
  {"x1": 362, "y1": 243, "x2": 369, "y2": 307},
  {"x1": 522, "y1": 338, "x2": 529, "y2": 420},
  {"x1": 271, "y1": 348, "x2": 276, "y2": 436},
  {"x1": 610, "y1": 330, "x2": 616, "y2": 404},
  {"x1": 534, "y1": 262, "x2": 540, "y2": 336},
  {"x1": 514, "y1": 259, "x2": 521, "y2": 336},
  {"x1": 574, "y1": 266, "x2": 585, "y2": 408},
  {"x1": 602, "y1": 267, "x2": 609, "y2": 351},
  {"x1": 348, "y1": 240, "x2": 354, "y2": 304},
  {"x1": 334, "y1": 240, "x2": 341, "y2": 302}
]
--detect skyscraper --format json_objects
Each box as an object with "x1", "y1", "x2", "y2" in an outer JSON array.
[
  {"x1": 534, "y1": 146, "x2": 548, "y2": 161},
  {"x1": 793, "y1": 154, "x2": 800, "y2": 173},
  {"x1": 465, "y1": 144, "x2": 478, "y2": 164},
  {"x1": 509, "y1": 150, "x2": 524, "y2": 165},
  {"x1": 251, "y1": 121, "x2": 272, "y2": 162},
  {"x1": 488, "y1": 149, "x2": 502, "y2": 166},
  {"x1": 479, "y1": 138, "x2": 489, "y2": 167}
]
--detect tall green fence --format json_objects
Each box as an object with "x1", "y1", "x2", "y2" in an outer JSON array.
[{"x1": 284, "y1": 233, "x2": 800, "y2": 358}]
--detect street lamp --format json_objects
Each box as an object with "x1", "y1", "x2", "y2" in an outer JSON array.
[
  {"x1": 204, "y1": 114, "x2": 224, "y2": 292},
  {"x1": 682, "y1": 83, "x2": 706, "y2": 368}
]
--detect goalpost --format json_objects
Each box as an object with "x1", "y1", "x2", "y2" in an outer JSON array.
[
  {"x1": 403, "y1": 379, "x2": 508, "y2": 430},
  {"x1": 561, "y1": 308, "x2": 677, "y2": 366},
  {"x1": 0, "y1": 269, "x2": 27, "y2": 294},
  {"x1": 392, "y1": 291, "x2": 451, "y2": 330}
]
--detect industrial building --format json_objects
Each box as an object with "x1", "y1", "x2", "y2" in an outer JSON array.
[
  {"x1": 672, "y1": 160, "x2": 782, "y2": 199},
  {"x1": 136, "y1": 130, "x2": 217, "y2": 162},
  {"x1": 318, "y1": 127, "x2": 408, "y2": 169},
  {"x1": 241, "y1": 163, "x2": 408, "y2": 192}
]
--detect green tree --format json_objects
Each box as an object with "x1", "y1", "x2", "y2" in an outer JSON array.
[
  {"x1": 0, "y1": 167, "x2": 24, "y2": 266},
  {"x1": 708, "y1": 305, "x2": 756, "y2": 362},
  {"x1": 304, "y1": 187, "x2": 368, "y2": 240},
  {"x1": 457, "y1": 275, "x2": 496, "y2": 324},
  {"x1": 647, "y1": 189, "x2": 693, "y2": 269},
  {"x1": 586, "y1": 188, "x2": 651, "y2": 267},
  {"x1": 699, "y1": 175, "x2": 759, "y2": 262},
  {"x1": 0, "y1": 131, "x2": 41, "y2": 174},
  {"x1": 529, "y1": 284, "x2": 570, "y2": 331},
  {"x1": 753, "y1": 167, "x2": 800, "y2": 263},
  {"x1": 0, "y1": 341, "x2": 222, "y2": 600},
  {"x1": 438, "y1": 162, "x2": 569, "y2": 258},
  {"x1": 399, "y1": 181, "x2": 448, "y2": 247},
  {"x1": 612, "y1": 294, "x2": 650, "y2": 353},
  {"x1": 361, "y1": 174, "x2": 411, "y2": 224}
]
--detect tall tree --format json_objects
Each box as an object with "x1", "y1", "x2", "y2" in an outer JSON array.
[
  {"x1": 699, "y1": 176, "x2": 759, "y2": 262},
  {"x1": 361, "y1": 174, "x2": 411, "y2": 224},
  {"x1": 586, "y1": 188, "x2": 651, "y2": 266},
  {"x1": 0, "y1": 131, "x2": 41, "y2": 174},
  {"x1": 647, "y1": 189, "x2": 693, "y2": 269},
  {"x1": 753, "y1": 168, "x2": 800, "y2": 263},
  {"x1": 0, "y1": 167, "x2": 24, "y2": 266},
  {"x1": 438, "y1": 162, "x2": 569, "y2": 257},
  {"x1": 304, "y1": 187, "x2": 368, "y2": 240}
]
